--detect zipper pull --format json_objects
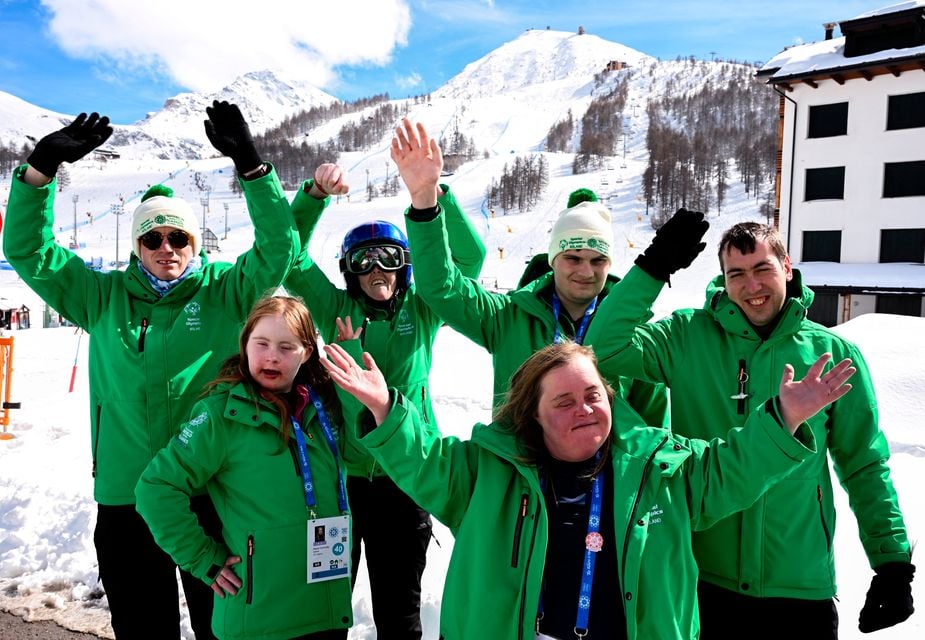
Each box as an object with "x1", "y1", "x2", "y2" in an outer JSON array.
[
  {"x1": 138, "y1": 317, "x2": 149, "y2": 352},
  {"x1": 731, "y1": 359, "x2": 750, "y2": 414}
]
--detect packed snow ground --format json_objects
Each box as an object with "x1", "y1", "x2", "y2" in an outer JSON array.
[{"x1": 1, "y1": 106, "x2": 923, "y2": 637}]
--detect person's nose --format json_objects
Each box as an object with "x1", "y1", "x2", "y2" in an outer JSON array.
[
  {"x1": 575, "y1": 402, "x2": 593, "y2": 416},
  {"x1": 745, "y1": 274, "x2": 763, "y2": 293}
]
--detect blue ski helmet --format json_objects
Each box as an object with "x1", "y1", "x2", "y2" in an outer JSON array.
[{"x1": 339, "y1": 220, "x2": 412, "y2": 298}]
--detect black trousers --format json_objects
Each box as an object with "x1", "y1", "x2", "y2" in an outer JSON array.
[
  {"x1": 698, "y1": 580, "x2": 839, "y2": 640},
  {"x1": 348, "y1": 475, "x2": 432, "y2": 640},
  {"x1": 94, "y1": 495, "x2": 222, "y2": 639}
]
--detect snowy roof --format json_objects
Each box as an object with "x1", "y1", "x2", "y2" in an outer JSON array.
[
  {"x1": 757, "y1": 1, "x2": 925, "y2": 82},
  {"x1": 797, "y1": 262, "x2": 925, "y2": 292},
  {"x1": 850, "y1": 0, "x2": 925, "y2": 21}
]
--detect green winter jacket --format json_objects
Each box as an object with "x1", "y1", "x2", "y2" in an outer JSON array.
[
  {"x1": 584, "y1": 265, "x2": 911, "y2": 599},
  {"x1": 2, "y1": 164, "x2": 299, "y2": 505},
  {"x1": 285, "y1": 182, "x2": 486, "y2": 477},
  {"x1": 360, "y1": 391, "x2": 816, "y2": 639},
  {"x1": 404, "y1": 213, "x2": 669, "y2": 425},
  {"x1": 136, "y1": 382, "x2": 353, "y2": 640}
]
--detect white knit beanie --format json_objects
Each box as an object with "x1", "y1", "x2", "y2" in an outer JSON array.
[
  {"x1": 547, "y1": 201, "x2": 613, "y2": 266},
  {"x1": 131, "y1": 185, "x2": 202, "y2": 256}
]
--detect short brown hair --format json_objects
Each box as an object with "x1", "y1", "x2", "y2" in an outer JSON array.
[
  {"x1": 718, "y1": 222, "x2": 788, "y2": 271},
  {"x1": 496, "y1": 341, "x2": 615, "y2": 468}
]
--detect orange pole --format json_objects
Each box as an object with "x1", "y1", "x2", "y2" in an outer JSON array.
[{"x1": 1, "y1": 336, "x2": 19, "y2": 440}]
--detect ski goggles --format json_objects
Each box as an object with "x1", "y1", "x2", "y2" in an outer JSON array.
[
  {"x1": 343, "y1": 244, "x2": 410, "y2": 274},
  {"x1": 139, "y1": 229, "x2": 191, "y2": 251}
]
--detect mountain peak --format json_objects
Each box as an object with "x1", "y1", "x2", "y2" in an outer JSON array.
[{"x1": 435, "y1": 28, "x2": 653, "y2": 100}]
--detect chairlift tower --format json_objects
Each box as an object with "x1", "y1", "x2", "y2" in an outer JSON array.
[
  {"x1": 111, "y1": 199, "x2": 125, "y2": 269},
  {"x1": 71, "y1": 193, "x2": 79, "y2": 248}
]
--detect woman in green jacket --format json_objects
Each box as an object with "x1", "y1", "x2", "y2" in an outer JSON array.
[
  {"x1": 284, "y1": 159, "x2": 485, "y2": 639},
  {"x1": 136, "y1": 296, "x2": 354, "y2": 640},
  {"x1": 321, "y1": 340, "x2": 854, "y2": 639}
]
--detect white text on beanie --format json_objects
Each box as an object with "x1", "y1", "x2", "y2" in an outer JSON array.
[{"x1": 547, "y1": 201, "x2": 613, "y2": 266}]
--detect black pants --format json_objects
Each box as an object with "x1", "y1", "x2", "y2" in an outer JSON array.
[
  {"x1": 698, "y1": 580, "x2": 838, "y2": 640},
  {"x1": 94, "y1": 495, "x2": 223, "y2": 639},
  {"x1": 348, "y1": 475, "x2": 432, "y2": 640}
]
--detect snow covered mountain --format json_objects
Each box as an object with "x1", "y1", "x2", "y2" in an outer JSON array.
[{"x1": 0, "y1": 29, "x2": 757, "y2": 163}]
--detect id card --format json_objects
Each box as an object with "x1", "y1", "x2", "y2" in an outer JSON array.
[{"x1": 307, "y1": 515, "x2": 350, "y2": 583}]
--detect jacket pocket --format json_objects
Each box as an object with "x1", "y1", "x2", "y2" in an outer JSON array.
[
  {"x1": 511, "y1": 493, "x2": 529, "y2": 568},
  {"x1": 245, "y1": 534, "x2": 254, "y2": 605}
]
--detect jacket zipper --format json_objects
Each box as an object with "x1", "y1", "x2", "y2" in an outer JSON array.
[
  {"x1": 517, "y1": 498, "x2": 540, "y2": 640},
  {"x1": 138, "y1": 317, "x2": 149, "y2": 352},
  {"x1": 91, "y1": 404, "x2": 102, "y2": 478},
  {"x1": 736, "y1": 359, "x2": 748, "y2": 415},
  {"x1": 511, "y1": 493, "x2": 529, "y2": 567},
  {"x1": 621, "y1": 437, "x2": 669, "y2": 604},
  {"x1": 816, "y1": 485, "x2": 833, "y2": 551},
  {"x1": 421, "y1": 387, "x2": 429, "y2": 423},
  {"x1": 246, "y1": 534, "x2": 254, "y2": 604}
]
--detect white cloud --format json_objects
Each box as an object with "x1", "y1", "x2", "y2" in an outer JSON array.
[
  {"x1": 40, "y1": 0, "x2": 412, "y2": 92},
  {"x1": 395, "y1": 71, "x2": 422, "y2": 90}
]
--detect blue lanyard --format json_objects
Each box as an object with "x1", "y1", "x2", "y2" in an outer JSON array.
[
  {"x1": 576, "y1": 471, "x2": 604, "y2": 635},
  {"x1": 537, "y1": 459, "x2": 605, "y2": 638},
  {"x1": 551, "y1": 294, "x2": 597, "y2": 345},
  {"x1": 290, "y1": 388, "x2": 349, "y2": 518}
]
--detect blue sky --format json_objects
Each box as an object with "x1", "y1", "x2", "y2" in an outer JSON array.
[{"x1": 0, "y1": 0, "x2": 884, "y2": 124}]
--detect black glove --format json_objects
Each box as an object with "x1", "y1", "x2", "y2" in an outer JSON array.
[
  {"x1": 634, "y1": 208, "x2": 709, "y2": 283},
  {"x1": 859, "y1": 561, "x2": 915, "y2": 633},
  {"x1": 203, "y1": 100, "x2": 262, "y2": 174},
  {"x1": 27, "y1": 112, "x2": 113, "y2": 177}
]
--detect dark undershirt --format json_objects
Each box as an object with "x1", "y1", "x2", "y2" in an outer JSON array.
[{"x1": 538, "y1": 456, "x2": 626, "y2": 640}]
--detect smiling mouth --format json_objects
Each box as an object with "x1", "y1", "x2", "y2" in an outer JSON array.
[{"x1": 746, "y1": 296, "x2": 769, "y2": 307}]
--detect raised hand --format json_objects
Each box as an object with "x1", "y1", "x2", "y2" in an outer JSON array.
[
  {"x1": 321, "y1": 343, "x2": 390, "y2": 424},
  {"x1": 634, "y1": 208, "x2": 709, "y2": 283},
  {"x1": 311, "y1": 163, "x2": 349, "y2": 198},
  {"x1": 27, "y1": 112, "x2": 113, "y2": 178},
  {"x1": 334, "y1": 316, "x2": 364, "y2": 342},
  {"x1": 390, "y1": 117, "x2": 442, "y2": 209},
  {"x1": 203, "y1": 101, "x2": 262, "y2": 174},
  {"x1": 778, "y1": 353, "x2": 855, "y2": 432}
]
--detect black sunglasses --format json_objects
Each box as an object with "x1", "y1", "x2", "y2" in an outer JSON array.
[{"x1": 139, "y1": 230, "x2": 191, "y2": 251}]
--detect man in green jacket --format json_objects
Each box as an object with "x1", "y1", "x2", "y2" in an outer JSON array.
[
  {"x1": 390, "y1": 118, "x2": 670, "y2": 425},
  {"x1": 284, "y1": 159, "x2": 485, "y2": 639},
  {"x1": 585, "y1": 218, "x2": 914, "y2": 638},
  {"x1": 2, "y1": 103, "x2": 299, "y2": 639}
]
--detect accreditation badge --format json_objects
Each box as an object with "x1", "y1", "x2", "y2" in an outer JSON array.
[{"x1": 307, "y1": 515, "x2": 350, "y2": 583}]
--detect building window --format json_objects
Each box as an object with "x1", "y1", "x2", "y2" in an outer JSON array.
[
  {"x1": 807, "y1": 292, "x2": 838, "y2": 327},
  {"x1": 880, "y1": 228, "x2": 925, "y2": 263},
  {"x1": 876, "y1": 295, "x2": 923, "y2": 317},
  {"x1": 805, "y1": 167, "x2": 845, "y2": 200},
  {"x1": 802, "y1": 230, "x2": 842, "y2": 262},
  {"x1": 808, "y1": 102, "x2": 848, "y2": 138},
  {"x1": 883, "y1": 161, "x2": 925, "y2": 198},
  {"x1": 887, "y1": 92, "x2": 925, "y2": 130}
]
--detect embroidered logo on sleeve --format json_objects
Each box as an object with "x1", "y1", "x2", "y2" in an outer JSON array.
[{"x1": 176, "y1": 411, "x2": 208, "y2": 447}]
